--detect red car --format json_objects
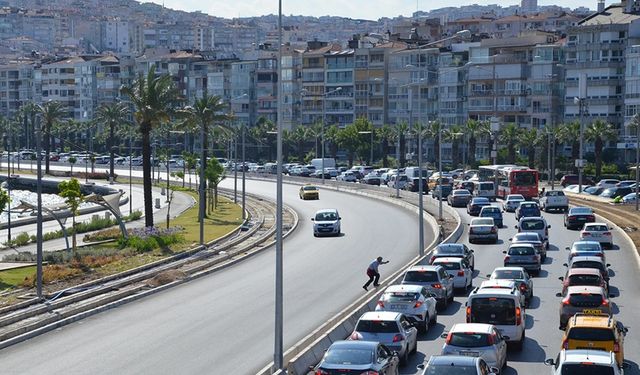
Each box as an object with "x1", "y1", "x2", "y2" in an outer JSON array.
[
  {"x1": 559, "y1": 268, "x2": 608, "y2": 296},
  {"x1": 48, "y1": 154, "x2": 60, "y2": 161},
  {"x1": 560, "y1": 174, "x2": 594, "y2": 187}
]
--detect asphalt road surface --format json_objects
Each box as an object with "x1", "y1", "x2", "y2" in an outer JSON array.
[
  {"x1": 0, "y1": 178, "x2": 434, "y2": 375},
  {"x1": 400, "y1": 195, "x2": 640, "y2": 375}
]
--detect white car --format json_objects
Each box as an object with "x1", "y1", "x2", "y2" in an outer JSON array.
[
  {"x1": 515, "y1": 216, "x2": 550, "y2": 249},
  {"x1": 545, "y1": 350, "x2": 622, "y2": 375},
  {"x1": 311, "y1": 209, "x2": 341, "y2": 237},
  {"x1": 596, "y1": 179, "x2": 620, "y2": 189},
  {"x1": 375, "y1": 284, "x2": 437, "y2": 333},
  {"x1": 336, "y1": 171, "x2": 357, "y2": 182},
  {"x1": 466, "y1": 288, "x2": 526, "y2": 350},
  {"x1": 441, "y1": 323, "x2": 508, "y2": 371},
  {"x1": 387, "y1": 174, "x2": 408, "y2": 189},
  {"x1": 478, "y1": 279, "x2": 526, "y2": 307},
  {"x1": 580, "y1": 222, "x2": 613, "y2": 248},
  {"x1": 350, "y1": 311, "x2": 418, "y2": 365},
  {"x1": 622, "y1": 192, "x2": 637, "y2": 204},
  {"x1": 468, "y1": 217, "x2": 498, "y2": 244},
  {"x1": 502, "y1": 194, "x2": 525, "y2": 212},
  {"x1": 539, "y1": 190, "x2": 569, "y2": 212},
  {"x1": 432, "y1": 257, "x2": 472, "y2": 291}
]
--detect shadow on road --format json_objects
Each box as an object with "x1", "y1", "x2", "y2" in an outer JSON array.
[
  {"x1": 624, "y1": 360, "x2": 640, "y2": 375},
  {"x1": 507, "y1": 336, "x2": 546, "y2": 363},
  {"x1": 527, "y1": 296, "x2": 541, "y2": 309},
  {"x1": 421, "y1": 322, "x2": 445, "y2": 341},
  {"x1": 438, "y1": 300, "x2": 462, "y2": 316},
  {"x1": 525, "y1": 313, "x2": 535, "y2": 329}
]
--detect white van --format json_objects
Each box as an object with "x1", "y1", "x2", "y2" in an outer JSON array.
[
  {"x1": 465, "y1": 288, "x2": 526, "y2": 350},
  {"x1": 473, "y1": 181, "x2": 496, "y2": 201}
]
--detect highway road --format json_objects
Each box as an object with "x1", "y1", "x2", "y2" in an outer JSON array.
[
  {"x1": 399, "y1": 194, "x2": 640, "y2": 374},
  {"x1": 0, "y1": 178, "x2": 434, "y2": 375}
]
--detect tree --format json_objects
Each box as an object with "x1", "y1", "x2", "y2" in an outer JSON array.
[
  {"x1": 500, "y1": 123, "x2": 521, "y2": 164},
  {"x1": 183, "y1": 152, "x2": 198, "y2": 189},
  {"x1": 68, "y1": 156, "x2": 77, "y2": 176},
  {"x1": 58, "y1": 178, "x2": 83, "y2": 253},
  {"x1": 17, "y1": 102, "x2": 39, "y2": 151},
  {"x1": 292, "y1": 126, "x2": 309, "y2": 162},
  {"x1": 249, "y1": 118, "x2": 276, "y2": 161},
  {"x1": 586, "y1": 120, "x2": 617, "y2": 180},
  {"x1": 37, "y1": 101, "x2": 66, "y2": 174},
  {"x1": 518, "y1": 128, "x2": 540, "y2": 168},
  {"x1": 396, "y1": 122, "x2": 410, "y2": 167},
  {"x1": 96, "y1": 102, "x2": 129, "y2": 181},
  {"x1": 465, "y1": 119, "x2": 489, "y2": 166},
  {"x1": 0, "y1": 189, "x2": 10, "y2": 220},
  {"x1": 309, "y1": 122, "x2": 323, "y2": 157},
  {"x1": 443, "y1": 125, "x2": 464, "y2": 168},
  {"x1": 324, "y1": 124, "x2": 340, "y2": 160},
  {"x1": 423, "y1": 121, "x2": 442, "y2": 164},
  {"x1": 377, "y1": 124, "x2": 395, "y2": 168},
  {"x1": 120, "y1": 66, "x2": 177, "y2": 228},
  {"x1": 558, "y1": 121, "x2": 581, "y2": 173},
  {"x1": 205, "y1": 157, "x2": 225, "y2": 212}
]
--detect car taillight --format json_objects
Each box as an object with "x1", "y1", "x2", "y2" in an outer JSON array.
[
  {"x1": 603, "y1": 232, "x2": 611, "y2": 236},
  {"x1": 602, "y1": 299, "x2": 609, "y2": 307},
  {"x1": 487, "y1": 334, "x2": 495, "y2": 345},
  {"x1": 562, "y1": 339, "x2": 569, "y2": 349},
  {"x1": 315, "y1": 370, "x2": 329, "y2": 375},
  {"x1": 597, "y1": 253, "x2": 604, "y2": 258},
  {"x1": 614, "y1": 343, "x2": 620, "y2": 353},
  {"x1": 587, "y1": 215, "x2": 595, "y2": 220},
  {"x1": 568, "y1": 216, "x2": 576, "y2": 220},
  {"x1": 350, "y1": 332, "x2": 363, "y2": 340},
  {"x1": 432, "y1": 283, "x2": 442, "y2": 289},
  {"x1": 504, "y1": 255, "x2": 510, "y2": 262},
  {"x1": 377, "y1": 301, "x2": 385, "y2": 308},
  {"x1": 466, "y1": 306, "x2": 471, "y2": 322},
  {"x1": 457, "y1": 270, "x2": 465, "y2": 276},
  {"x1": 445, "y1": 332, "x2": 453, "y2": 344},
  {"x1": 392, "y1": 334, "x2": 404, "y2": 343},
  {"x1": 562, "y1": 297, "x2": 570, "y2": 305},
  {"x1": 430, "y1": 256, "x2": 436, "y2": 264},
  {"x1": 583, "y1": 232, "x2": 591, "y2": 236},
  {"x1": 414, "y1": 301, "x2": 423, "y2": 308},
  {"x1": 491, "y1": 227, "x2": 497, "y2": 234},
  {"x1": 533, "y1": 255, "x2": 540, "y2": 262},
  {"x1": 515, "y1": 307, "x2": 522, "y2": 325},
  {"x1": 520, "y1": 283, "x2": 527, "y2": 291}
]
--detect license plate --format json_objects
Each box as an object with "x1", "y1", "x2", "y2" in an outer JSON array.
[
  {"x1": 578, "y1": 217, "x2": 587, "y2": 221},
  {"x1": 390, "y1": 304, "x2": 406, "y2": 310},
  {"x1": 459, "y1": 351, "x2": 479, "y2": 357},
  {"x1": 583, "y1": 309, "x2": 602, "y2": 314}
]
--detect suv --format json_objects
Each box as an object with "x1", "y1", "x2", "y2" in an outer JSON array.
[
  {"x1": 556, "y1": 285, "x2": 612, "y2": 330},
  {"x1": 561, "y1": 314, "x2": 627, "y2": 369},
  {"x1": 480, "y1": 206, "x2": 504, "y2": 228},
  {"x1": 545, "y1": 349, "x2": 623, "y2": 375},
  {"x1": 375, "y1": 284, "x2": 438, "y2": 333},
  {"x1": 401, "y1": 265, "x2": 454, "y2": 308},
  {"x1": 440, "y1": 323, "x2": 508, "y2": 371},
  {"x1": 515, "y1": 216, "x2": 550, "y2": 249},
  {"x1": 466, "y1": 288, "x2": 526, "y2": 350},
  {"x1": 420, "y1": 355, "x2": 499, "y2": 375},
  {"x1": 539, "y1": 190, "x2": 569, "y2": 212},
  {"x1": 350, "y1": 311, "x2": 418, "y2": 365}
]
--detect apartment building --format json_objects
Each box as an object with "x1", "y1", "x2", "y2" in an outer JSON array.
[
  {"x1": 0, "y1": 62, "x2": 35, "y2": 117},
  {"x1": 229, "y1": 60, "x2": 256, "y2": 128},
  {"x1": 324, "y1": 49, "x2": 355, "y2": 128},
  {"x1": 300, "y1": 43, "x2": 335, "y2": 126}
]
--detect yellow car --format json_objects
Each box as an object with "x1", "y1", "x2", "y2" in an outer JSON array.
[
  {"x1": 561, "y1": 313, "x2": 627, "y2": 368},
  {"x1": 299, "y1": 185, "x2": 319, "y2": 200}
]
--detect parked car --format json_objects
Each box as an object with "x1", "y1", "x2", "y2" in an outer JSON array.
[
  {"x1": 466, "y1": 288, "x2": 526, "y2": 349},
  {"x1": 388, "y1": 174, "x2": 409, "y2": 189},
  {"x1": 559, "y1": 268, "x2": 608, "y2": 296},
  {"x1": 600, "y1": 186, "x2": 632, "y2": 200},
  {"x1": 336, "y1": 171, "x2": 357, "y2": 182},
  {"x1": 502, "y1": 194, "x2": 525, "y2": 212},
  {"x1": 468, "y1": 217, "x2": 498, "y2": 244},
  {"x1": 480, "y1": 206, "x2": 504, "y2": 228},
  {"x1": 596, "y1": 179, "x2": 620, "y2": 189},
  {"x1": 362, "y1": 173, "x2": 382, "y2": 185},
  {"x1": 583, "y1": 186, "x2": 605, "y2": 196},
  {"x1": 510, "y1": 232, "x2": 546, "y2": 262},
  {"x1": 580, "y1": 222, "x2": 613, "y2": 249},
  {"x1": 401, "y1": 265, "x2": 454, "y2": 308},
  {"x1": 564, "y1": 207, "x2": 596, "y2": 230},
  {"x1": 515, "y1": 216, "x2": 550, "y2": 249},
  {"x1": 622, "y1": 192, "x2": 638, "y2": 204},
  {"x1": 311, "y1": 209, "x2": 341, "y2": 237},
  {"x1": 515, "y1": 201, "x2": 541, "y2": 220},
  {"x1": 539, "y1": 190, "x2": 569, "y2": 212},
  {"x1": 431, "y1": 184, "x2": 452, "y2": 200},
  {"x1": 467, "y1": 197, "x2": 491, "y2": 216},
  {"x1": 616, "y1": 180, "x2": 636, "y2": 187},
  {"x1": 432, "y1": 257, "x2": 473, "y2": 291},
  {"x1": 545, "y1": 350, "x2": 622, "y2": 375},
  {"x1": 487, "y1": 266, "x2": 534, "y2": 303},
  {"x1": 350, "y1": 311, "x2": 418, "y2": 365},
  {"x1": 556, "y1": 285, "x2": 612, "y2": 329},
  {"x1": 406, "y1": 177, "x2": 428, "y2": 193},
  {"x1": 429, "y1": 243, "x2": 475, "y2": 270},
  {"x1": 560, "y1": 174, "x2": 595, "y2": 187},
  {"x1": 447, "y1": 189, "x2": 472, "y2": 207},
  {"x1": 375, "y1": 284, "x2": 438, "y2": 333},
  {"x1": 314, "y1": 340, "x2": 400, "y2": 375},
  {"x1": 440, "y1": 323, "x2": 508, "y2": 371},
  {"x1": 503, "y1": 244, "x2": 541, "y2": 276},
  {"x1": 420, "y1": 355, "x2": 499, "y2": 375}
]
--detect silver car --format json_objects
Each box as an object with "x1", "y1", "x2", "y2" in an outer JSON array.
[
  {"x1": 375, "y1": 284, "x2": 438, "y2": 333},
  {"x1": 432, "y1": 257, "x2": 473, "y2": 291},
  {"x1": 401, "y1": 265, "x2": 455, "y2": 308},
  {"x1": 421, "y1": 355, "x2": 499, "y2": 374},
  {"x1": 469, "y1": 217, "x2": 498, "y2": 244},
  {"x1": 441, "y1": 323, "x2": 508, "y2": 371},
  {"x1": 350, "y1": 311, "x2": 418, "y2": 365},
  {"x1": 311, "y1": 209, "x2": 341, "y2": 237},
  {"x1": 502, "y1": 194, "x2": 525, "y2": 212},
  {"x1": 503, "y1": 244, "x2": 541, "y2": 276}
]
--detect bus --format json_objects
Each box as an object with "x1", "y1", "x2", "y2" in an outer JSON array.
[{"x1": 478, "y1": 165, "x2": 539, "y2": 199}]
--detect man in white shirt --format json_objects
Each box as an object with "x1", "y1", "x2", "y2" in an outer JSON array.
[{"x1": 363, "y1": 256, "x2": 389, "y2": 290}]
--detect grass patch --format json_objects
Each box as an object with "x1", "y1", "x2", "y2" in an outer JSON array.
[{"x1": 0, "y1": 266, "x2": 36, "y2": 289}]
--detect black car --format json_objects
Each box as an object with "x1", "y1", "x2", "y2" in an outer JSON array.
[
  {"x1": 467, "y1": 197, "x2": 491, "y2": 216},
  {"x1": 406, "y1": 177, "x2": 429, "y2": 193},
  {"x1": 432, "y1": 184, "x2": 452, "y2": 199},
  {"x1": 600, "y1": 186, "x2": 632, "y2": 199},
  {"x1": 456, "y1": 181, "x2": 475, "y2": 193},
  {"x1": 429, "y1": 243, "x2": 475, "y2": 270},
  {"x1": 564, "y1": 207, "x2": 596, "y2": 230},
  {"x1": 515, "y1": 202, "x2": 541, "y2": 220},
  {"x1": 314, "y1": 340, "x2": 399, "y2": 375}
]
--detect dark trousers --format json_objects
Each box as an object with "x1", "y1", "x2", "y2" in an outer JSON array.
[{"x1": 364, "y1": 269, "x2": 380, "y2": 288}]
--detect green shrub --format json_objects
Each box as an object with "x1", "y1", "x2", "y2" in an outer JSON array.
[
  {"x1": 123, "y1": 210, "x2": 142, "y2": 221},
  {"x1": 5, "y1": 232, "x2": 31, "y2": 247}
]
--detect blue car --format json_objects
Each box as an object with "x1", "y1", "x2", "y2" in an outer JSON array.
[
  {"x1": 515, "y1": 201, "x2": 541, "y2": 220},
  {"x1": 480, "y1": 206, "x2": 503, "y2": 228}
]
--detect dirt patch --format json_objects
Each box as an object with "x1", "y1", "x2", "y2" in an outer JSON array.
[{"x1": 146, "y1": 269, "x2": 187, "y2": 287}]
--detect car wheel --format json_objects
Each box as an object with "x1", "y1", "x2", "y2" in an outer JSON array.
[
  {"x1": 515, "y1": 332, "x2": 525, "y2": 351},
  {"x1": 430, "y1": 311, "x2": 437, "y2": 326},
  {"x1": 419, "y1": 315, "x2": 429, "y2": 333},
  {"x1": 400, "y1": 348, "x2": 409, "y2": 365},
  {"x1": 313, "y1": 233, "x2": 318, "y2": 237}
]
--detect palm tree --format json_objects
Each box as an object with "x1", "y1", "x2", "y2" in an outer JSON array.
[
  {"x1": 292, "y1": 126, "x2": 309, "y2": 162},
  {"x1": 396, "y1": 122, "x2": 410, "y2": 167},
  {"x1": 120, "y1": 66, "x2": 177, "y2": 228},
  {"x1": 443, "y1": 125, "x2": 464, "y2": 168},
  {"x1": 96, "y1": 102, "x2": 129, "y2": 181},
  {"x1": 325, "y1": 124, "x2": 340, "y2": 160},
  {"x1": 37, "y1": 101, "x2": 66, "y2": 174},
  {"x1": 558, "y1": 121, "x2": 581, "y2": 173},
  {"x1": 309, "y1": 122, "x2": 323, "y2": 157},
  {"x1": 500, "y1": 123, "x2": 521, "y2": 164},
  {"x1": 18, "y1": 102, "x2": 39, "y2": 151},
  {"x1": 424, "y1": 121, "x2": 442, "y2": 165},
  {"x1": 586, "y1": 120, "x2": 617, "y2": 180},
  {"x1": 465, "y1": 119, "x2": 489, "y2": 166},
  {"x1": 518, "y1": 128, "x2": 541, "y2": 168},
  {"x1": 377, "y1": 124, "x2": 395, "y2": 168}
]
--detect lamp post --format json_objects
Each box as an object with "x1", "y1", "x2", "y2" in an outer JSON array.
[
  {"x1": 321, "y1": 87, "x2": 342, "y2": 184},
  {"x1": 438, "y1": 127, "x2": 443, "y2": 220},
  {"x1": 358, "y1": 131, "x2": 374, "y2": 166},
  {"x1": 418, "y1": 123, "x2": 424, "y2": 256},
  {"x1": 242, "y1": 124, "x2": 247, "y2": 220},
  {"x1": 636, "y1": 118, "x2": 639, "y2": 211},
  {"x1": 35, "y1": 116, "x2": 43, "y2": 298},
  {"x1": 3, "y1": 133, "x2": 10, "y2": 244},
  {"x1": 274, "y1": 0, "x2": 284, "y2": 369}
]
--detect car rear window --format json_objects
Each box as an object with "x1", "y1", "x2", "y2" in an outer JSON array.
[
  {"x1": 560, "y1": 363, "x2": 614, "y2": 375},
  {"x1": 448, "y1": 332, "x2": 492, "y2": 348},
  {"x1": 521, "y1": 220, "x2": 544, "y2": 230},
  {"x1": 547, "y1": 191, "x2": 565, "y2": 196},
  {"x1": 404, "y1": 271, "x2": 438, "y2": 283},
  {"x1": 509, "y1": 247, "x2": 535, "y2": 255},
  {"x1": 303, "y1": 186, "x2": 317, "y2": 191},
  {"x1": 493, "y1": 270, "x2": 524, "y2": 279},
  {"x1": 569, "y1": 275, "x2": 602, "y2": 286},
  {"x1": 425, "y1": 365, "x2": 479, "y2": 374},
  {"x1": 571, "y1": 207, "x2": 593, "y2": 215},
  {"x1": 574, "y1": 242, "x2": 601, "y2": 251},
  {"x1": 479, "y1": 182, "x2": 493, "y2": 190},
  {"x1": 324, "y1": 348, "x2": 373, "y2": 365},
  {"x1": 515, "y1": 233, "x2": 540, "y2": 241},
  {"x1": 585, "y1": 225, "x2": 608, "y2": 232},
  {"x1": 568, "y1": 293, "x2": 603, "y2": 307},
  {"x1": 356, "y1": 319, "x2": 400, "y2": 334},
  {"x1": 470, "y1": 298, "x2": 516, "y2": 325},
  {"x1": 572, "y1": 262, "x2": 604, "y2": 271},
  {"x1": 436, "y1": 262, "x2": 461, "y2": 270},
  {"x1": 383, "y1": 292, "x2": 419, "y2": 303},
  {"x1": 437, "y1": 246, "x2": 464, "y2": 255},
  {"x1": 568, "y1": 327, "x2": 615, "y2": 341}
]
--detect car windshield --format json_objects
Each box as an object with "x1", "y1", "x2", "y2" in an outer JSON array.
[
  {"x1": 567, "y1": 327, "x2": 615, "y2": 341},
  {"x1": 384, "y1": 292, "x2": 420, "y2": 303},
  {"x1": 571, "y1": 208, "x2": 593, "y2": 215},
  {"x1": 470, "y1": 298, "x2": 516, "y2": 325},
  {"x1": 560, "y1": 364, "x2": 614, "y2": 375},
  {"x1": 568, "y1": 293, "x2": 603, "y2": 307},
  {"x1": 509, "y1": 247, "x2": 535, "y2": 255},
  {"x1": 436, "y1": 262, "x2": 461, "y2": 270},
  {"x1": 569, "y1": 274, "x2": 602, "y2": 286},
  {"x1": 493, "y1": 270, "x2": 524, "y2": 280},
  {"x1": 585, "y1": 225, "x2": 608, "y2": 232},
  {"x1": 474, "y1": 218, "x2": 494, "y2": 226},
  {"x1": 472, "y1": 198, "x2": 489, "y2": 204},
  {"x1": 315, "y1": 212, "x2": 337, "y2": 221},
  {"x1": 356, "y1": 320, "x2": 399, "y2": 334},
  {"x1": 521, "y1": 220, "x2": 544, "y2": 230},
  {"x1": 513, "y1": 172, "x2": 537, "y2": 186},
  {"x1": 546, "y1": 191, "x2": 565, "y2": 196},
  {"x1": 437, "y1": 246, "x2": 464, "y2": 255},
  {"x1": 448, "y1": 332, "x2": 492, "y2": 348},
  {"x1": 404, "y1": 271, "x2": 438, "y2": 283},
  {"x1": 303, "y1": 186, "x2": 318, "y2": 191},
  {"x1": 324, "y1": 348, "x2": 373, "y2": 365}
]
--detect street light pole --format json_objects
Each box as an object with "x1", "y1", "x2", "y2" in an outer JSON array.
[
  {"x1": 233, "y1": 136, "x2": 238, "y2": 204},
  {"x1": 3, "y1": 134, "x2": 10, "y2": 244},
  {"x1": 242, "y1": 124, "x2": 246, "y2": 220},
  {"x1": 35, "y1": 116, "x2": 43, "y2": 298},
  {"x1": 418, "y1": 123, "x2": 424, "y2": 256},
  {"x1": 198, "y1": 122, "x2": 205, "y2": 246},
  {"x1": 396, "y1": 127, "x2": 401, "y2": 199},
  {"x1": 438, "y1": 128, "x2": 443, "y2": 221},
  {"x1": 274, "y1": 0, "x2": 284, "y2": 369},
  {"x1": 129, "y1": 137, "x2": 133, "y2": 214},
  {"x1": 636, "y1": 120, "x2": 639, "y2": 211}
]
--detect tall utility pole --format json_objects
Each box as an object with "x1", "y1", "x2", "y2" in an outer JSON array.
[
  {"x1": 321, "y1": 87, "x2": 341, "y2": 184},
  {"x1": 35, "y1": 117, "x2": 43, "y2": 298},
  {"x1": 242, "y1": 125, "x2": 246, "y2": 220},
  {"x1": 274, "y1": 0, "x2": 284, "y2": 370},
  {"x1": 4, "y1": 134, "x2": 11, "y2": 244},
  {"x1": 636, "y1": 118, "x2": 639, "y2": 211},
  {"x1": 577, "y1": 73, "x2": 587, "y2": 194}
]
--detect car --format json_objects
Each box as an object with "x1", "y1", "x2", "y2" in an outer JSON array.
[
  {"x1": 362, "y1": 173, "x2": 383, "y2": 185},
  {"x1": 564, "y1": 255, "x2": 611, "y2": 290},
  {"x1": 429, "y1": 243, "x2": 475, "y2": 271},
  {"x1": 561, "y1": 314, "x2": 627, "y2": 369},
  {"x1": 375, "y1": 284, "x2": 438, "y2": 333},
  {"x1": 447, "y1": 189, "x2": 472, "y2": 207},
  {"x1": 556, "y1": 285, "x2": 612, "y2": 330},
  {"x1": 473, "y1": 181, "x2": 496, "y2": 201},
  {"x1": 545, "y1": 349, "x2": 623, "y2": 375},
  {"x1": 600, "y1": 186, "x2": 633, "y2": 200},
  {"x1": 420, "y1": 355, "x2": 499, "y2": 375},
  {"x1": 456, "y1": 180, "x2": 475, "y2": 193},
  {"x1": 616, "y1": 180, "x2": 636, "y2": 187},
  {"x1": 510, "y1": 232, "x2": 546, "y2": 262},
  {"x1": 448, "y1": 169, "x2": 465, "y2": 179},
  {"x1": 350, "y1": 311, "x2": 418, "y2": 365},
  {"x1": 583, "y1": 186, "x2": 605, "y2": 196},
  {"x1": 432, "y1": 257, "x2": 473, "y2": 291},
  {"x1": 469, "y1": 217, "x2": 498, "y2": 244},
  {"x1": 580, "y1": 222, "x2": 613, "y2": 248},
  {"x1": 311, "y1": 209, "x2": 341, "y2": 237},
  {"x1": 401, "y1": 265, "x2": 455, "y2": 308},
  {"x1": 388, "y1": 174, "x2": 409, "y2": 189},
  {"x1": 479, "y1": 205, "x2": 503, "y2": 228},
  {"x1": 566, "y1": 241, "x2": 605, "y2": 263},
  {"x1": 564, "y1": 207, "x2": 596, "y2": 230},
  {"x1": 478, "y1": 279, "x2": 526, "y2": 307},
  {"x1": 440, "y1": 323, "x2": 508, "y2": 371},
  {"x1": 622, "y1": 192, "x2": 638, "y2": 204},
  {"x1": 431, "y1": 184, "x2": 452, "y2": 200},
  {"x1": 596, "y1": 179, "x2": 620, "y2": 189},
  {"x1": 502, "y1": 194, "x2": 525, "y2": 212},
  {"x1": 560, "y1": 174, "x2": 595, "y2": 187},
  {"x1": 467, "y1": 197, "x2": 491, "y2": 216},
  {"x1": 405, "y1": 177, "x2": 428, "y2": 193},
  {"x1": 428, "y1": 174, "x2": 452, "y2": 189},
  {"x1": 515, "y1": 216, "x2": 550, "y2": 249},
  {"x1": 539, "y1": 190, "x2": 569, "y2": 212},
  {"x1": 559, "y1": 268, "x2": 609, "y2": 296},
  {"x1": 336, "y1": 171, "x2": 357, "y2": 182},
  {"x1": 299, "y1": 184, "x2": 319, "y2": 200},
  {"x1": 314, "y1": 340, "x2": 400, "y2": 375},
  {"x1": 515, "y1": 201, "x2": 541, "y2": 220},
  {"x1": 466, "y1": 288, "x2": 526, "y2": 350},
  {"x1": 487, "y1": 267, "x2": 534, "y2": 303},
  {"x1": 503, "y1": 244, "x2": 541, "y2": 275}
]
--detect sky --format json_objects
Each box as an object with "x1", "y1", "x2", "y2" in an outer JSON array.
[{"x1": 141, "y1": 0, "x2": 591, "y2": 20}]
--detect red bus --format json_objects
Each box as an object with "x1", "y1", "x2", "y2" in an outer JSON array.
[{"x1": 478, "y1": 165, "x2": 539, "y2": 199}]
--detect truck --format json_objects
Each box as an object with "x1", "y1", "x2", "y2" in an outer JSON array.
[
  {"x1": 310, "y1": 158, "x2": 336, "y2": 172},
  {"x1": 539, "y1": 190, "x2": 569, "y2": 212}
]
